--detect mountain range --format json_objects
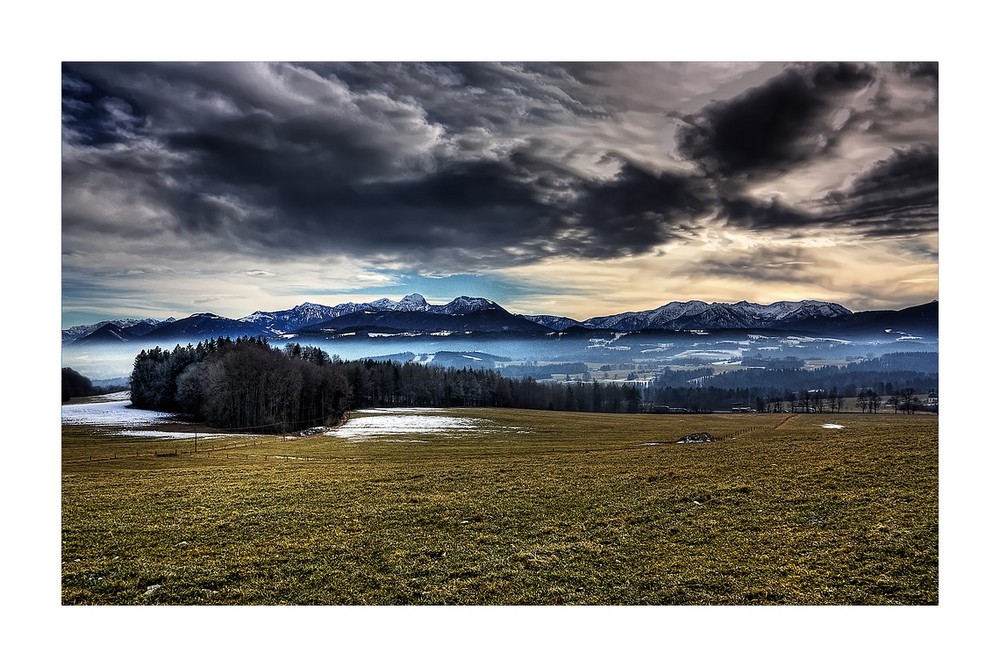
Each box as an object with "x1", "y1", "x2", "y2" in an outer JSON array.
[{"x1": 63, "y1": 295, "x2": 938, "y2": 345}]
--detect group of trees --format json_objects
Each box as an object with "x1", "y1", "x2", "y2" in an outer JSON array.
[
  {"x1": 62, "y1": 367, "x2": 95, "y2": 402},
  {"x1": 62, "y1": 367, "x2": 127, "y2": 402},
  {"x1": 884, "y1": 387, "x2": 934, "y2": 414},
  {"x1": 131, "y1": 338, "x2": 349, "y2": 432}
]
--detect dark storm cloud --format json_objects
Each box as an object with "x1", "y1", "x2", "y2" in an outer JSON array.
[
  {"x1": 719, "y1": 147, "x2": 938, "y2": 237},
  {"x1": 893, "y1": 61, "x2": 938, "y2": 83},
  {"x1": 317, "y1": 61, "x2": 609, "y2": 132},
  {"x1": 570, "y1": 161, "x2": 712, "y2": 254},
  {"x1": 161, "y1": 153, "x2": 712, "y2": 264},
  {"x1": 61, "y1": 62, "x2": 722, "y2": 266},
  {"x1": 819, "y1": 146, "x2": 938, "y2": 234},
  {"x1": 62, "y1": 70, "x2": 148, "y2": 145},
  {"x1": 62, "y1": 61, "x2": 937, "y2": 275},
  {"x1": 718, "y1": 195, "x2": 813, "y2": 231},
  {"x1": 715, "y1": 145, "x2": 938, "y2": 238},
  {"x1": 675, "y1": 62, "x2": 877, "y2": 181},
  {"x1": 683, "y1": 247, "x2": 818, "y2": 283}
]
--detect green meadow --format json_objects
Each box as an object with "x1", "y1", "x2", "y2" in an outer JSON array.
[{"x1": 62, "y1": 408, "x2": 937, "y2": 605}]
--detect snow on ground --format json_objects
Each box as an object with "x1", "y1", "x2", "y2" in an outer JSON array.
[
  {"x1": 355, "y1": 408, "x2": 448, "y2": 414},
  {"x1": 118, "y1": 429, "x2": 227, "y2": 440},
  {"x1": 330, "y1": 407, "x2": 522, "y2": 441},
  {"x1": 821, "y1": 423, "x2": 845, "y2": 429},
  {"x1": 99, "y1": 390, "x2": 131, "y2": 401},
  {"x1": 331, "y1": 412, "x2": 486, "y2": 440},
  {"x1": 64, "y1": 397, "x2": 256, "y2": 438},
  {"x1": 61, "y1": 400, "x2": 179, "y2": 428}
]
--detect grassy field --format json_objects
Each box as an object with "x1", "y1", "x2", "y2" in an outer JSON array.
[{"x1": 62, "y1": 408, "x2": 938, "y2": 605}]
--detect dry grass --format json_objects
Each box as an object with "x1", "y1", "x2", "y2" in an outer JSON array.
[{"x1": 62, "y1": 409, "x2": 937, "y2": 605}]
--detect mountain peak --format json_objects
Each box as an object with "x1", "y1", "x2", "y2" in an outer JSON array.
[
  {"x1": 401, "y1": 293, "x2": 428, "y2": 305},
  {"x1": 442, "y1": 296, "x2": 503, "y2": 314}
]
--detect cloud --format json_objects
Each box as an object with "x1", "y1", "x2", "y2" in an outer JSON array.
[
  {"x1": 675, "y1": 62, "x2": 878, "y2": 182},
  {"x1": 62, "y1": 61, "x2": 719, "y2": 268},
  {"x1": 684, "y1": 246, "x2": 819, "y2": 283},
  {"x1": 818, "y1": 146, "x2": 938, "y2": 235},
  {"x1": 569, "y1": 161, "x2": 713, "y2": 255},
  {"x1": 717, "y1": 195, "x2": 813, "y2": 232}
]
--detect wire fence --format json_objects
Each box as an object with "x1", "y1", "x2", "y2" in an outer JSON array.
[{"x1": 61, "y1": 433, "x2": 335, "y2": 465}]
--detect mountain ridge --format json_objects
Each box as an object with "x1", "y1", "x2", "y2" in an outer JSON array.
[{"x1": 62, "y1": 295, "x2": 938, "y2": 343}]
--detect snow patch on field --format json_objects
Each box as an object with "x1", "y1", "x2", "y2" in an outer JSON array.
[
  {"x1": 331, "y1": 408, "x2": 524, "y2": 441},
  {"x1": 118, "y1": 430, "x2": 227, "y2": 440},
  {"x1": 62, "y1": 400, "x2": 179, "y2": 427},
  {"x1": 821, "y1": 423, "x2": 845, "y2": 429},
  {"x1": 355, "y1": 407, "x2": 448, "y2": 414},
  {"x1": 332, "y1": 414, "x2": 485, "y2": 439}
]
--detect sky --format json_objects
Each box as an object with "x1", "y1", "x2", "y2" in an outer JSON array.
[{"x1": 61, "y1": 60, "x2": 937, "y2": 327}]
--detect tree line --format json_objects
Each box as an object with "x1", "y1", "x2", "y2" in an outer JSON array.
[{"x1": 648, "y1": 352, "x2": 937, "y2": 413}]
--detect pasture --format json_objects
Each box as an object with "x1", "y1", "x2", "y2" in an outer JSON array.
[{"x1": 62, "y1": 408, "x2": 938, "y2": 604}]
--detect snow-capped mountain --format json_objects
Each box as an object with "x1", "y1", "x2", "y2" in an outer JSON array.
[
  {"x1": 242, "y1": 294, "x2": 506, "y2": 335},
  {"x1": 68, "y1": 323, "x2": 131, "y2": 345},
  {"x1": 62, "y1": 317, "x2": 173, "y2": 342},
  {"x1": 141, "y1": 313, "x2": 268, "y2": 341},
  {"x1": 433, "y1": 296, "x2": 502, "y2": 315},
  {"x1": 371, "y1": 293, "x2": 431, "y2": 312},
  {"x1": 63, "y1": 294, "x2": 937, "y2": 346},
  {"x1": 518, "y1": 314, "x2": 583, "y2": 331},
  {"x1": 242, "y1": 302, "x2": 355, "y2": 334},
  {"x1": 582, "y1": 299, "x2": 852, "y2": 331},
  {"x1": 298, "y1": 295, "x2": 547, "y2": 334}
]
